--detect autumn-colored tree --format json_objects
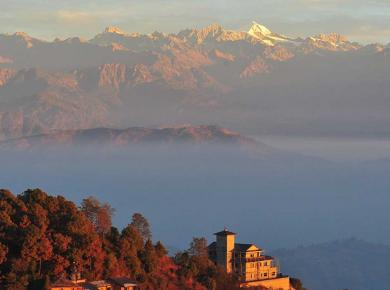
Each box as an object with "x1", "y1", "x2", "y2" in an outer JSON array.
[
  {"x1": 290, "y1": 278, "x2": 308, "y2": 290},
  {"x1": 0, "y1": 189, "x2": 243, "y2": 290},
  {"x1": 189, "y1": 237, "x2": 208, "y2": 259},
  {"x1": 43, "y1": 275, "x2": 51, "y2": 290},
  {"x1": 20, "y1": 230, "x2": 53, "y2": 276},
  {"x1": 155, "y1": 241, "x2": 168, "y2": 258},
  {"x1": 175, "y1": 237, "x2": 240, "y2": 290},
  {"x1": 81, "y1": 196, "x2": 115, "y2": 234},
  {"x1": 0, "y1": 189, "x2": 103, "y2": 288},
  {"x1": 105, "y1": 227, "x2": 121, "y2": 248},
  {"x1": 140, "y1": 240, "x2": 158, "y2": 273},
  {"x1": 131, "y1": 213, "x2": 152, "y2": 242},
  {"x1": 0, "y1": 242, "x2": 8, "y2": 265},
  {"x1": 118, "y1": 224, "x2": 144, "y2": 279},
  {"x1": 104, "y1": 252, "x2": 122, "y2": 277}
]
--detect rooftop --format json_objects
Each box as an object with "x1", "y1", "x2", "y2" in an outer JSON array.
[
  {"x1": 208, "y1": 242, "x2": 264, "y2": 253},
  {"x1": 235, "y1": 243, "x2": 262, "y2": 252},
  {"x1": 214, "y1": 228, "x2": 236, "y2": 236},
  {"x1": 109, "y1": 277, "x2": 137, "y2": 287},
  {"x1": 51, "y1": 278, "x2": 79, "y2": 287},
  {"x1": 85, "y1": 280, "x2": 111, "y2": 287}
]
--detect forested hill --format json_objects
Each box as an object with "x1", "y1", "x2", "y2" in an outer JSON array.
[
  {"x1": 0, "y1": 189, "x2": 307, "y2": 290},
  {"x1": 0, "y1": 189, "x2": 240, "y2": 290}
]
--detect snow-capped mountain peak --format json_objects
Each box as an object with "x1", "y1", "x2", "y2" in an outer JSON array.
[
  {"x1": 248, "y1": 21, "x2": 272, "y2": 37},
  {"x1": 104, "y1": 26, "x2": 125, "y2": 35},
  {"x1": 247, "y1": 21, "x2": 294, "y2": 46}
]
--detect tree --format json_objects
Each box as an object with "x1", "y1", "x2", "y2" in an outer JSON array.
[
  {"x1": 20, "y1": 227, "x2": 53, "y2": 277},
  {"x1": 131, "y1": 213, "x2": 151, "y2": 242},
  {"x1": 290, "y1": 278, "x2": 308, "y2": 290},
  {"x1": 140, "y1": 240, "x2": 158, "y2": 273},
  {"x1": 0, "y1": 189, "x2": 247, "y2": 290},
  {"x1": 85, "y1": 238, "x2": 105, "y2": 280},
  {"x1": 189, "y1": 237, "x2": 208, "y2": 258},
  {"x1": 155, "y1": 241, "x2": 167, "y2": 258},
  {"x1": 43, "y1": 275, "x2": 51, "y2": 290},
  {"x1": 0, "y1": 242, "x2": 8, "y2": 265},
  {"x1": 174, "y1": 237, "x2": 241, "y2": 290},
  {"x1": 81, "y1": 197, "x2": 115, "y2": 234},
  {"x1": 119, "y1": 224, "x2": 144, "y2": 278}
]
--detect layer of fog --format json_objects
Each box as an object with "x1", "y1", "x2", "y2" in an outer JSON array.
[
  {"x1": 258, "y1": 136, "x2": 390, "y2": 162},
  {"x1": 1, "y1": 140, "x2": 390, "y2": 252}
]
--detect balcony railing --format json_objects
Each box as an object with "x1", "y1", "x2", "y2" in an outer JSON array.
[{"x1": 233, "y1": 256, "x2": 275, "y2": 263}]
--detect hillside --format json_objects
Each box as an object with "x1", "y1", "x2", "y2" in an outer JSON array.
[
  {"x1": 0, "y1": 125, "x2": 331, "y2": 167},
  {"x1": 0, "y1": 189, "x2": 240, "y2": 289},
  {"x1": 0, "y1": 125, "x2": 256, "y2": 150},
  {"x1": 0, "y1": 188, "x2": 304, "y2": 290}
]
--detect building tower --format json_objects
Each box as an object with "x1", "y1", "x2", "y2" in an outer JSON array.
[{"x1": 214, "y1": 228, "x2": 236, "y2": 273}]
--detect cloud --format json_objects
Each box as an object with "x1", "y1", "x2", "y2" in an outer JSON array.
[
  {"x1": 0, "y1": 0, "x2": 389, "y2": 43},
  {"x1": 56, "y1": 11, "x2": 95, "y2": 23}
]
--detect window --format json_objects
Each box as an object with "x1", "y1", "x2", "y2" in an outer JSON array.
[{"x1": 264, "y1": 273, "x2": 268, "y2": 277}]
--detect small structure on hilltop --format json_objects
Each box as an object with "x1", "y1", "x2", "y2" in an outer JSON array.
[
  {"x1": 82, "y1": 278, "x2": 138, "y2": 290},
  {"x1": 50, "y1": 265, "x2": 85, "y2": 290},
  {"x1": 83, "y1": 280, "x2": 113, "y2": 290},
  {"x1": 208, "y1": 228, "x2": 291, "y2": 289},
  {"x1": 50, "y1": 271, "x2": 137, "y2": 290},
  {"x1": 108, "y1": 277, "x2": 138, "y2": 290},
  {"x1": 50, "y1": 278, "x2": 83, "y2": 290}
]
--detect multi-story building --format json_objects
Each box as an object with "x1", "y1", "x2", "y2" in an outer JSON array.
[{"x1": 208, "y1": 229, "x2": 292, "y2": 289}]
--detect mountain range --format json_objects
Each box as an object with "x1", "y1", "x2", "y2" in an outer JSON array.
[
  {"x1": 0, "y1": 125, "x2": 256, "y2": 150},
  {"x1": 0, "y1": 22, "x2": 389, "y2": 140}
]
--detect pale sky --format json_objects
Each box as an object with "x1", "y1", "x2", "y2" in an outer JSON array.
[{"x1": 1, "y1": 0, "x2": 390, "y2": 43}]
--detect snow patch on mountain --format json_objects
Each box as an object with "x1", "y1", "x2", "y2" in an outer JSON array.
[
  {"x1": 247, "y1": 21, "x2": 296, "y2": 46},
  {"x1": 248, "y1": 21, "x2": 272, "y2": 37},
  {"x1": 104, "y1": 26, "x2": 126, "y2": 35}
]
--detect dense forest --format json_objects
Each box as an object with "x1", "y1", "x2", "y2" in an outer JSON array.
[
  {"x1": 0, "y1": 189, "x2": 247, "y2": 290},
  {"x1": 0, "y1": 189, "x2": 307, "y2": 290}
]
